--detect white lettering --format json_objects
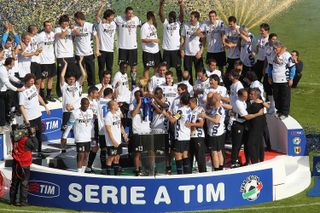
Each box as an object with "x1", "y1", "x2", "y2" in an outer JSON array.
[
  {"x1": 206, "y1": 183, "x2": 225, "y2": 202},
  {"x1": 178, "y1": 185, "x2": 196, "y2": 204},
  {"x1": 68, "y1": 183, "x2": 82, "y2": 202},
  {"x1": 121, "y1": 186, "x2": 127, "y2": 204},
  {"x1": 131, "y1": 187, "x2": 146, "y2": 205},
  {"x1": 197, "y1": 184, "x2": 203, "y2": 203},
  {"x1": 154, "y1": 186, "x2": 171, "y2": 205},
  {"x1": 85, "y1": 185, "x2": 99, "y2": 203},
  {"x1": 101, "y1": 186, "x2": 118, "y2": 204}
]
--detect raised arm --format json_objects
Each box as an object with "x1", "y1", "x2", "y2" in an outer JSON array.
[
  {"x1": 60, "y1": 59, "x2": 68, "y2": 87},
  {"x1": 96, "y1": 0, "x2": 109, "y2": 22},
  {"x1": 78, "y1": 56, "x2": 87, "y2": 85},
  {"x1": 159, "y1": 0, "x2": 165, "y2": 23},
  {"x1": 178, "y1": 0, "x2": 184, "y2": 23},
  {"x1": 130, "y1": 97, "x2": 142, "y2": 118}
]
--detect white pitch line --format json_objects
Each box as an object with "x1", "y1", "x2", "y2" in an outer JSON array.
[{"x1": 211, "y1": 202, "x2": 320, "y2": 212}]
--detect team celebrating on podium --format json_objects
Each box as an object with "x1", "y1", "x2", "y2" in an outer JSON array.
[{"x1": 0, "y1": 0, "x2": 302, "y2": 176}]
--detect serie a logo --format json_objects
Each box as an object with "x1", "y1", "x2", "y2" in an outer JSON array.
[{"x1": 240, "y1": 175, "x2": 263, "y2": 201}]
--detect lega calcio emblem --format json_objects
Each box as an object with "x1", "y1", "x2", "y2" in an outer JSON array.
[
  {"x1": 294, "y1": 146, "x2": 301, "y2": 155},
  {"x1": 292, "y1": 137, "x2": 301, "y2": 145},
  {"x1": 240, "y1": 175, "x2": 263, "y2": 201}
]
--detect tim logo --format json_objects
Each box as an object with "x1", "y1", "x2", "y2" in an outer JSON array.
[
  {"x1": 28, "y1": 180, "x2": 60, "y2": 198},
  {"x1": 291, "y1": 130, "x2": 303, "y2": 135},
  {"x1": 42, "y1": 117, "x2": 62, "y2": 134}
]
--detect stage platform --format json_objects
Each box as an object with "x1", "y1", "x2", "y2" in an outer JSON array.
[{"x1": 0, "y1": 100, "x2": 311, "y2": 212}]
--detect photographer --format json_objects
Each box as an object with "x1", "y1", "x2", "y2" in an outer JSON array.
[{"x1": 10, "y1": 125, "x2": 38, "y2": 206}]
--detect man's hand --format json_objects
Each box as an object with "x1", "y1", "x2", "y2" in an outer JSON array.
[
  {"x1": 185, "y1": 121, "x2": 192, "y2": 128},
  {"x1": 73, "y1": 28, "x2": 80, "y2": 35},
  {"x1": 195, "y1": 51, "x2": 202, "y2": 59},
  {"x1": 268, "y1": 77, "x2": 273, "y2": 85},
  {"x1": 96, "y1": 50, "x2": 101, "y2": 57},
  {"x1": 199, "y1": 113, "x2": 207, "y2": 119},
  {"x1": 45, "y1": 106, "x2": 51, "y2": 116},
  {"x1": 288, "y1": 80, "x2": 293, "y2": 87},
  {"x1": 178, "y1": 0, "x2": 184, "y2": 5}
]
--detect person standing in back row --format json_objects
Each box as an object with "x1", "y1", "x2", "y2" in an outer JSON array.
[
  {"x1": 115, "y1": 6, "x2": 141, "y2": 87},
  {"x1": 55, "y1": 14, "x2": 76, "y2": 98},
  {"x1": 181, "y1": 11, "x2": 204, "y2": 85},
  {"x1": 141, "y1": 11, "x2": 161, "y2": 77},
  {"x1": 159, "y1": 0, "x2": 184, "y2": 81},
  {"x1": 38, "y1": 20, "x2": 56, "y2": 103},
  {"x1": 73, "y1": 11, "x2": 99, "y2": 87},
  {"x1": 201, "y1": 10, "x2": 226, "y2": 72},
  {"x1": 95, "y1": 0, "x2": 117, "y2": 82}
]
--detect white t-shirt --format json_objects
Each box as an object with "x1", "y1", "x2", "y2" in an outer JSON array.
[
  {"x1": 104, "y1": 110, "x2": 122, "y2": 146},
  {"x1": 190, "y1": 106, "x2": 205, "y2": 138},
  {"x1": 174, "y1": 105, "x2": 191, "y2": 141},
  {"x1": 37, "y1": 31, "x2": 55, "y2": 64},
  {"x1": 256, "y1": 35, "x2": 269, "y2": 61},
  {"x1": 162, "y1": 19, "x2": 181, "y2": 51},
  {"x1": 266, "y1": 43, "x2": 275, "y2": 65},
  {"x1": 181, "y1": 22, "x2": 202, "y2": 56},
  {"x1": 194, "y1": 78, "x2": 210, "y2": 107},
  {"x1": 233, "y1": 99, "x2": 248, "y2": 123},
  {"x1": 96, "y1": 83, "x2": 113, "y2": 98},
  {"x1": 129, "y1": 100, "x2": 151, "y2": 134},
  {"x1": 61, "y1": 81, "x2": 82, "y2": 112},
  {"x1": 170, "y1": 96, "x2": 180, "y2": 114},
  {"x1": 96, "y1": 21, "x2": 117, "y2": 52},
  {"x1": 151, "y1": 99, "x2": 170, "y2": 133},
  {"x1": 0, "y1": 65, "x2": 17, "y2": 92},
  {"x1": 30, "y1": 35, "x2": 41, "y2": 63},
  {"x1": 240, "y1": 33, "x2": 255, "y2": 67},
  {"x1": 201, "y1": 20, "x2": 225, "y2": 53},
  {"x1": 97, "y1": 98, "x2": 112, "y2": 135},
  {"x1": 271, "y1": 51, "x2": 295, "y2": 83},
  {"x1": 17, "y1": 43, "x2": 32, "y2": 78},
  {"x1": 205, "y1": 68, "x2": 223, "y2": 83},
  {"x1": 250, "y1": 80, "x2": 265, "y2": 100},
  {"x1": 206, "y1": 106, "x2": 225, "y2": 136},
  {"x1": 74, "y1": 22, "x2": 96, "y2": 56},
  {"x1": 203, "y1": 85, "x2": 229, "y2": 103},
  {"x1": 230, "y1": 81, "x2": 244, "y2": 106},
  {"x1": 141, "y1": 22, "x2": 159, "y2": 53},
  {"x1": 115, "y1": 16, "x2": 141, "y2": 50},
  {"x1": 112, "y1": 71, "x2": 131, "y2": 103},
  {"x1": 148, "y1": 74, "x2": 165, "y2": 93},
  {"x1": 54, "y1": 27, "x2": 74, "y2": 58},
  {"x1": 160, "y1": 83, "x2": 177, "y2": 106},
  {"x1": 224, "y1": 25, "x2": 240, "y2": 59},
  {"x1": 68, "y1": 108, "x2": 94, "y2": 143},
  {"x1": 19, "y1": 85, "x2": 42, "y2": 120}
]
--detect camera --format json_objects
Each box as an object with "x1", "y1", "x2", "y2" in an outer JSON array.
[{"x1": 11, "y1": 124, "x2": 35, "y2": 142}]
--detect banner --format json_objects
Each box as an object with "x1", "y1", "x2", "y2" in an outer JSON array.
[
  {"x1": 28, "y1": 169, "x2": 273, "y2": 212},
  {"x1": 287, "y1": 129, "x2": 307, "y2": 156}
]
